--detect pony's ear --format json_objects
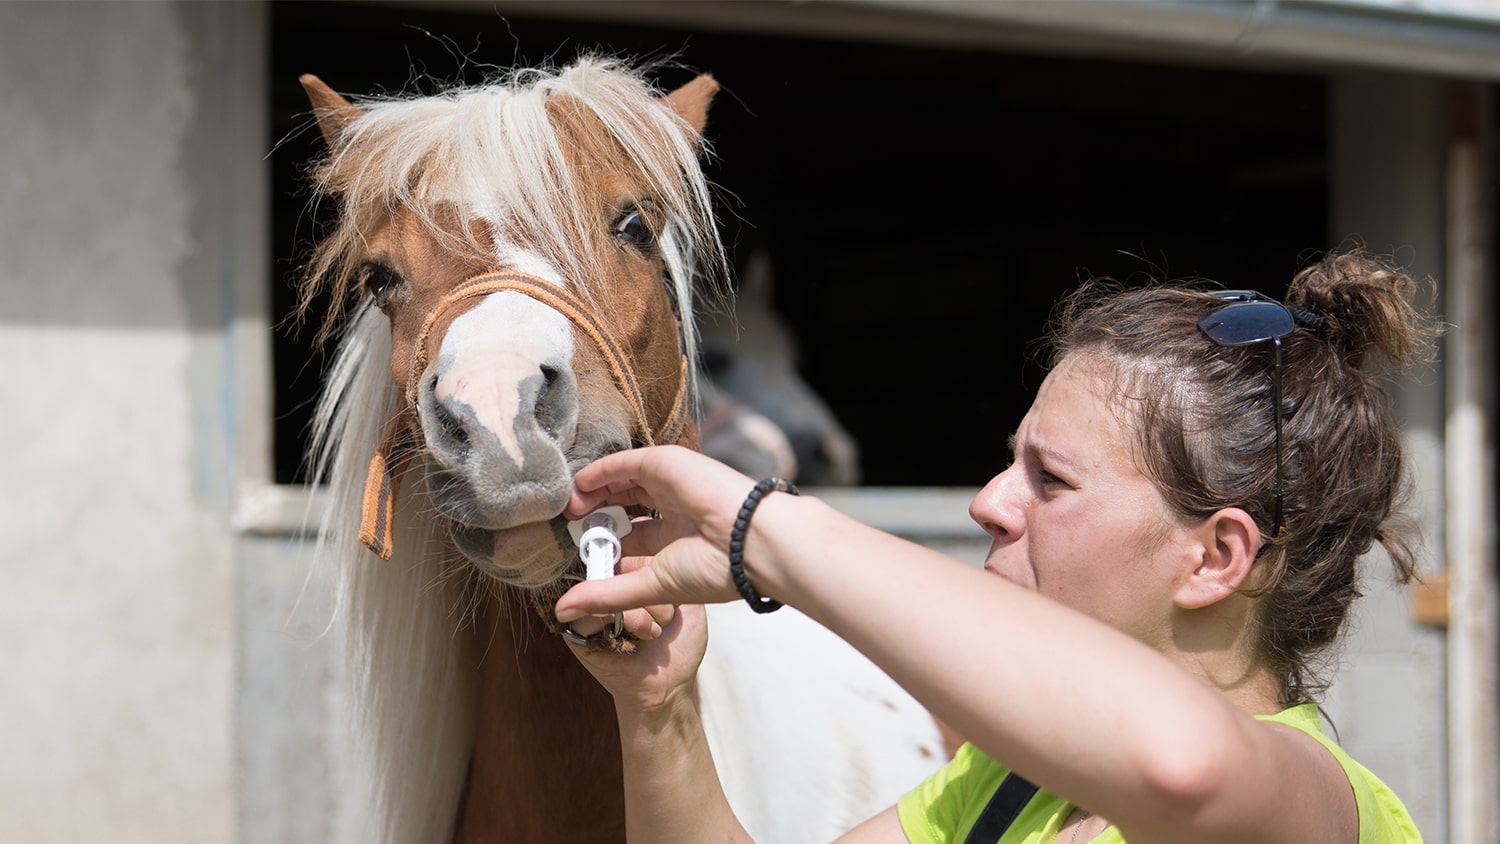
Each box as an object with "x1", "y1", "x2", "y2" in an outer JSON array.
[
  {"x1": 300, "y1": 74, "x2": 361, "y2": 148},
  {"x1": 664, "y1": 73, "x2": 718, "y2": 135}
]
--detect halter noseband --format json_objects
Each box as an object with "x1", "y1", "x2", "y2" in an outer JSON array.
[{"x1": 358, "y1": 269, "x2": 690, "y2": 559}]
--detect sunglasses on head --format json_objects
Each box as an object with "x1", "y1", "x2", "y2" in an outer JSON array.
[{"x1": 1197, "y1": 290, "x2": 1296, "y2": 539}]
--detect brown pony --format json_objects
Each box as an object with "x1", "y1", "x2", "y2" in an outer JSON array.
[{"x1": 295, "y1": 59, "x2": 943, "y2": 843}]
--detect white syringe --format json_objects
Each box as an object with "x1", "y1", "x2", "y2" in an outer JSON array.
[{"x1": 567, "y1": 506, "x2": 632, "y2": 636}]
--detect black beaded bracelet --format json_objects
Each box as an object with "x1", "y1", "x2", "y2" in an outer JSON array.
[{"x1": 728, "y1": 477, "x2": 799, "y2": 613}]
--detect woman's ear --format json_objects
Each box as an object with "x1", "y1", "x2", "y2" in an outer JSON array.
[{"x1": 1175, "y1": 508, "x2": 1262, "y2": 609}]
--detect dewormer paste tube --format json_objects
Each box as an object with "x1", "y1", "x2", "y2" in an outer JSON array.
[{"x1": 568, "y1": 506, "x2": 632, "y2": 635}]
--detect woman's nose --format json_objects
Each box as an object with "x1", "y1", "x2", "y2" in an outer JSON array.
[{"x1": 969, "y1": 464, "x2": 1026, "y2": 542}]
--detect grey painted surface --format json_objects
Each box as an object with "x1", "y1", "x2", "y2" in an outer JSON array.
[
  {"x1": 0, "y1": 2, "x2": 246, "y2": 840},
  {"x1": 1324, "y1": 71, "x2": 1452, "y2": 842},
  {"x1": 239, "y1": 534, "x2": 362, "y2": 844}
]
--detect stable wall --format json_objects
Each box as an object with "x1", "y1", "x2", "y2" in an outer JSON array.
[
  {"x1": 0, "y1": 3, "x2": 265, "y2": 840},
  {"x1": 1324, "y1": 72, "x2": 1453, "y2": 841}
]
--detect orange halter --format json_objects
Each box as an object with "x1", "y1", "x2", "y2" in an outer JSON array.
[{"x1": 359, "y1": 270, "x2": 690, "y2": 559}]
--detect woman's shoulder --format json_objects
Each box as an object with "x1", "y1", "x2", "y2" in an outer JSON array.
[
  {"x1": 897, "y1": 745, "x2": 1126, "y2": 844},
  {"x1": 1257, "y1": 704, "x2": 1424, "y2": 843},
  {"x1": 900, "y1": 743, "x2": 1008, "y2": 810},
  {"x1": 897, "y1": 742, "x2": 1013, "y2": 843}
]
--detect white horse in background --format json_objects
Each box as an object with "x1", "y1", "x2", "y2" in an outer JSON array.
[{"x1": 698, "y1": 249, "x2": 862, "y2": 486}]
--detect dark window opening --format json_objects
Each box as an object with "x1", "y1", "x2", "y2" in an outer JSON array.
[{"x1": 270, "y1": 1, "x2": 1326, "y2": 486}]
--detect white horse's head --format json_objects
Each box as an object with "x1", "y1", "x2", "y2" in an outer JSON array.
[{"x1": 699, "y1": 250, "x2": 861, "y2": 485}]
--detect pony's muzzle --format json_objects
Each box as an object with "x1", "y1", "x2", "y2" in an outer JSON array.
[
  {"x1": 418, "y1": 353, "x2": 581, "y2": 530},
  {"x1": 423, "y1": 363, "x2": 568, "y2": 452}
]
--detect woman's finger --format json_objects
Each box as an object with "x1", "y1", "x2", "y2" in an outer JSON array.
[
  {"x1": 565, "y1": 483, "x2": 655, "y2": 520},
  {"x1": 572, "y1": 447, "x2": 658, "y2": 493},
  {"x1": 618, "y1": 518, "x2": 675, "y2": 558},
  {"x1": 557, "y1": 568, "x2": 674, "y2": 622},
  {"x1": 619, "y1": 607, "x2": 663, "y2": 639},
  {"x1": 562, "y1": 613, "x2": 608, "y2": 638},
  {"x1": 613, "y1": 555, "x2": 653, "y2": 575},
  {"x1": 645, "y1": 603, "x2": 676, "y2": 629}
]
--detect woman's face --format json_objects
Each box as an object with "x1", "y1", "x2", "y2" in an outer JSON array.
[{"x1": 969, "y1": 353, "x2": 1200, "y2": 645}]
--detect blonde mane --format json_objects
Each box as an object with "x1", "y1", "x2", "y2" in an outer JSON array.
[
  {"x1": 298, "y1": 56, "x2": 725, "y2": 367},
  {"x1": 301, "y1": 59, "x2": 727, "y2": 843}
]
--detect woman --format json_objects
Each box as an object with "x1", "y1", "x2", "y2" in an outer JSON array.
[{"x1": 555, "y1": 249, "x2": 1433, "y2": 842}]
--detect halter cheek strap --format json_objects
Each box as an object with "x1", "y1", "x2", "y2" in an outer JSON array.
[
  {"x1": 358, "y1": 270, "x2": 691, "y2": 559},
  {"x1": 358, "y1": 414, "x2": 417, "y2": 560}
]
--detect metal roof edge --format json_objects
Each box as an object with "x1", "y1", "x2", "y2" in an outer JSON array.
[{"x1": 835, "y1": 0, "x2": 1500, "y2": 79}]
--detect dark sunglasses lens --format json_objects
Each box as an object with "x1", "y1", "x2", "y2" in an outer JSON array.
[{"x1": 1198, "y1": 301, "x2": 1295, "y2": 346}]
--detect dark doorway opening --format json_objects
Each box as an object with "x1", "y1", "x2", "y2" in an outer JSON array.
[{"x1": 270, "y1": 1, "x2": 1326, "y2": 486}]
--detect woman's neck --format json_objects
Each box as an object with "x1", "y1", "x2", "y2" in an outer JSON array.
[{"x1": 1166, "y1": 595, "x2": 1285, "y2": 715}]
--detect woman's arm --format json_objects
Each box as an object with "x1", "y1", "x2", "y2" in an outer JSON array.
[
  {"x1": 558, "y1": 446, "x2": 1354, "y2": 844},
  {"x1": 578, "y1": 604, "x2": 755, "y2": 844},
  {"x1": 615, "y1": 690, "x2": 753, "y2": 844},
  {"x1": 571, "y1": 599, "x2": 916, "y2": 844},
  {"x1": 746, "y1": 493, "x2": 1352, "y2": 844}
]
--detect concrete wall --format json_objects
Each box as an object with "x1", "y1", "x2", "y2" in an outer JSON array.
[
  {"x1": 0, "y1": 2, "x2": 265, "y2": 840},
  {"x1": 1324, "y1": 71, "x2": 1453, "y2": 841}
]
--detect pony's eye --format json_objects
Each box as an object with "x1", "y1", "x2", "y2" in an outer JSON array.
[
  {"x1": 613, "y1": 209, "x2": 657, "y2": 250},
  {"x1": 361, "y1": 264, "x2": 403, "y2": 307}
]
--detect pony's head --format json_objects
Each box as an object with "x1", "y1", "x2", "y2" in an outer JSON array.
[{"x1": 297, "y1": 59, "x2": 723, "y2": 590}]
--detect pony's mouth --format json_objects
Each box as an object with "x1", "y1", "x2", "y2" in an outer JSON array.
[
  {"x1": 426, "y1": 447, "x2": 628, "y2": 587},
  {"x1": 446, "y1": 516, "x2": 577, "y2": 586}
]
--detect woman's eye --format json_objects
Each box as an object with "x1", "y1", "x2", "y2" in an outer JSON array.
[
  {"x1": 361, "y1": 265, "x2": 402, "y2": 306},
  {"x1": 1037, "y1": 469, "x2": 1068, "y2": 488},
  {"x1": 613, "y1": 209, "x2": 657, "y2": 250}
]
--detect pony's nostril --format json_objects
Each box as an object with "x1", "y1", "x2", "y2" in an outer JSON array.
[
  {"x1": 434, "y1": 399, "x2": 470, "y2": 451},
  {"x1": 534, "y1": 364, "x2": 563, "y2": 438},
  {"x1": 539, "y1": 363, "x2": 560, "y2": 388}
]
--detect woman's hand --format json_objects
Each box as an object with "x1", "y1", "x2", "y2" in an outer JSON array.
[
  {"x1": 565, "y1": 600, "x2": 711, "y2": 716},
  {"x1": 557, "y1": 445, "x2": 760, "y2": 622}
]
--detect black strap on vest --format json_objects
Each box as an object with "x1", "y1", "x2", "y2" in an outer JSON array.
[{"x1": 963, "y1": 773, "x2": 1040, "y2": 843}]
